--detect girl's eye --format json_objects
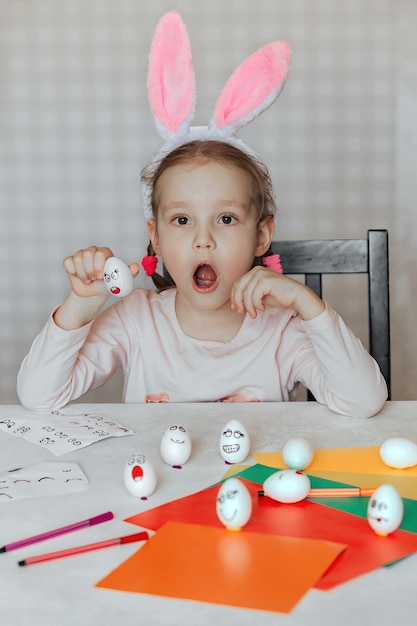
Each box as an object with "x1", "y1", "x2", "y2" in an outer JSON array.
[
  {"x1": 173, "y1": 216, "x2": 189, "y2": 226},
  {"x1": 219, "y1": 215, "x2": 237, "y2": 225}
]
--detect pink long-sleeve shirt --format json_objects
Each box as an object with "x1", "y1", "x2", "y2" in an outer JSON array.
[{"x1": 17, "y1": 288, "x2": 387, "y2": 417}]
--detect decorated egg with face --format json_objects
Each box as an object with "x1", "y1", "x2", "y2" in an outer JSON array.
[
  {"x1": 282, "y1": 437, "x2": 314, "y2": 470},
  {"x1": 160, "y1": 424, "x2": 192, "y2": 467},
  {"x1": 367, "y1": 484, "x2": 404, "y2": 536},
  {"x1": 216, "y1": 477, "x2": 252, "y2": 531},
  {"x1": 123, "y1": 453, "x2": 157, "y2": 498},
  {"x1": 219, "y1": 419, "x2": 250, "y2": 464},
  {"x1": 263, "y1": 469, "x2": 311, "y2": 503},
  {"x1": 103, "y1": 257, "x2": 133, "y2": 298}
]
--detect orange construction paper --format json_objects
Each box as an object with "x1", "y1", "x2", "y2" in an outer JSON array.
[
  {"x1": 125, "y1": 479, "x2": 417, "y2": 589},
  {"x1": 96, "y1": 521, "x2": 346, "y2": 613}
]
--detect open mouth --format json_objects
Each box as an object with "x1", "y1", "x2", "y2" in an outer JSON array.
[{"x1": 193, "y1": 264, "x2": 218, "y2": 291}]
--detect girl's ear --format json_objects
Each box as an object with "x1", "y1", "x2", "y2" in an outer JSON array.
[
  {"x1": 146, "y1": 218, "x2": 160, "y2": 255},
  {"x1": 255, "y1": 216, "x2": 275, "y2": 257}
]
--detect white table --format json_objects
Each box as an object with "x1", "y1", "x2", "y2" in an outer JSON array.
[{"x1": 1, "y1": 401, "x2": 417, "y2": 625}]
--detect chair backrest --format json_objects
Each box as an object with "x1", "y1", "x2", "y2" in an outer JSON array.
[{"x1": 271, "y1": 229, "x2": 391, "y2": 399}]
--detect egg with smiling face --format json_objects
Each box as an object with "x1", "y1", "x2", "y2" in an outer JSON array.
[
  {"x1": 160, "y1": 424, "x2": 192, "y2": 466},
  {"x1": 367, "y1": 484, "x2": 404, "y2": 536},
  {"x1": 123, "y1": 453, "x2": 157, "y2": 498},
  {"x1": 219, "y1": 419, "x2": 250, "y2": 464},
  {"x1": 216, "y1": 478, "x2": 252, "y2": 531}
]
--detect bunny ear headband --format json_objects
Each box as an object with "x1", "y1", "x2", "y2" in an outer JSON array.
[{"x1": 143, "y1": 10, "x2": 291, "y2": 220}]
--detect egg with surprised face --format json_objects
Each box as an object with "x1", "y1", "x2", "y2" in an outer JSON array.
[
  {"x1": 103, "y1": 257, "x2": 133, "y2": 298},
  {"x1": 263, "y1": 469, "x2": 311, "y2": 503},
  {"x1": 282, "y1": 437, "x2": 314, "y2": 470},
  {"x1": 219, "y1": 419, "x2": 250, "y2": 464},
  {"x1": 367, "y1": 484, "x2": 404, "y2": 536},
  {"x1": 123, "y1": 453, "x2": 157, "y2": 498},
  {"x1": 216, "y1": 478, "x2": 252, "y2": 531},
  {"x1": 160, "y1": 424, "x2": 192, "y2": 467}
]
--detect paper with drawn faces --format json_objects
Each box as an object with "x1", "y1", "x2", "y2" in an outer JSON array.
[
  {"x1": 0, "y1": 462, "x2": 89, "y2": 502},
  {"x1": 0, "y1": 411, "x2": 134, "y2": 456}
]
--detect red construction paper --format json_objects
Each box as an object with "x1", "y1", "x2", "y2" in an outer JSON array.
[
  {"x1": 126, "y1": 479, "x2": 417, "y2": 589},
  {"x1": 96, "y1": 521, "x2": 346, "y2": 613}
]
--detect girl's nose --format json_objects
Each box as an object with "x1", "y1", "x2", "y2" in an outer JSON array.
[{"x1": 193, "y1": 227, "x2": 215, "y2": 249}]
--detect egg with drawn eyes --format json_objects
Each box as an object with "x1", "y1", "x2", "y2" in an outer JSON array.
[
  {"x1": 263, "y1": 469, "x2": 311, "y2": 503},
  {"x1": 216, "y1": 478, "x2": 252, "y2": 531},
  {"x1": 367, "y1": 484, "x2": 404, "y2": 536},
  {"x1": 123, "y1": 453, "x2": 157, "y2": 498},
  {"x1": 160, "y1": 424, "x2": 192, "y2": 467},
  {"x1": 219, "y1": 419, "x2": 250, "y2": 464},
  {"x1": 103, "y1": 257, "x2": 133, "y2": 298},
  {"x1": 380, "y1": 437, "x2": 417, "y2": 469},
  {"x1": 282, "y1": 437, "x2": 314, "y2": 470}
]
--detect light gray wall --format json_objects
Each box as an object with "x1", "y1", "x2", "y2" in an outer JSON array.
[{"x1": 1, "y1": 0, "x2": 415, "y2": 402}]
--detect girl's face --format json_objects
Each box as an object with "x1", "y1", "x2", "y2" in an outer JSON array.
[{"x1": 147, "y1": 160, "x2": 273, "y2": 313}]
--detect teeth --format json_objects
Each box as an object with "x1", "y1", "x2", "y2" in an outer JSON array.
[{"x1": 222, "y1": 444, "x2": 240, "y2": 453}]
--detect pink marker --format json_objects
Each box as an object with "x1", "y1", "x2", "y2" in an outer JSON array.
[{"x1": 0, "y1": 511, "x2": 114, "y2": 553}]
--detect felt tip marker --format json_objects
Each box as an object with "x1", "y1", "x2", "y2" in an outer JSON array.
[
  {"x1": 1, "y1": 511, "x2": 114, "y2": 553},
  {"x1": 17, "y1": 531, "x2": 149, "y2": 567},
  {"x1": 258, "y1": 487, "x2": 377, "y2": 499}
]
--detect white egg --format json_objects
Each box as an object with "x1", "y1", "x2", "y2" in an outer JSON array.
[
  {"x1": 263, "y1": 469, "x2": 311, "y2": 503},
  {"x1": 380, "y1": 437, "x2": 417, "y2": 469},
  {"x1": 160, "y1": 424, "x2": 192, "y2": 466},
  {"x1": 123, "y1": 453, "x2": 157, "y2": 498},
  {"x1": 103, "y1": 257, "x2": 133, "y2": 297},
  {"x1": 216, "y1": 477, "x2": 252, "y2": 531},
  {"x1": 367, "y1": 484, "x2": 404, "y2": 536},
  {"x1": 282, "y1": 437, "x2": 314, "y2": 470},
  {"x1": 219, "y1": 419, "x2": 250, "y2": 463}
]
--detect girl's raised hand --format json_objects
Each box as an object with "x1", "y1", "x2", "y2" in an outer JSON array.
[
  {"x1": 230, "y1": 266, "x2": 325, "y2": 321},
  {"x1": 63, "y1": 247, "x2": 139, "y2": 299}
]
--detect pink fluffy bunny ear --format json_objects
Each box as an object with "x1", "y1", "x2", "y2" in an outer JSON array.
[
  {"x1": 147, "y1": 11, "x2": 195, "y2": 142},
  {"x1": 211, "y1": 41, "x2": 290, "y2": 137}
]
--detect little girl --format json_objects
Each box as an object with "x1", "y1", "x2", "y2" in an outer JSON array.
[{"x1": 17, "y1": 12, "x2": 387, "y2": 416}]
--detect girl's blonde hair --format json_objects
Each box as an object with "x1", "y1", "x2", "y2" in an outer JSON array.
[{"x1": 141, "y1": 140, "x2": 276, "y2": 291}]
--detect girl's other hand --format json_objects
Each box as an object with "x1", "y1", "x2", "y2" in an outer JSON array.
[{"x1": 230, "y1": 266, "x2": 325, "y2": 321}]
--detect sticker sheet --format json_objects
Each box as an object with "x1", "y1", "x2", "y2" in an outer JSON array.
[
  {"x1": 0, "y1": 462, "x2": 89, "y2": 502},
  {"x1": 0, "y1": 410, "x2": 134, "y2": 455}
]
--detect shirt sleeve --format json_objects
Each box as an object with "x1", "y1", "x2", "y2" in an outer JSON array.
[
  {"x1": 293, "y1": 304, "x2": 387, "y2": 418},
  {"x1": 17, "y1": 303, "x2": 131, "y2": 410}
]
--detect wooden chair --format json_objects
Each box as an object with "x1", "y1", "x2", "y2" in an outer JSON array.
[{"x1": 271, "y1": 229, "x2": 391, "y2": 399}]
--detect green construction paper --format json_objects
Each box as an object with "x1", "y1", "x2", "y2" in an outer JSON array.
[{"x1": 233, "y1": 464, "x2": 417, "y2": 533}]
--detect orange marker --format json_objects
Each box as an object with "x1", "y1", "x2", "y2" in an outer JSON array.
[{"x1": 18, "y1": 531, "x2": 149, "y2": 567}]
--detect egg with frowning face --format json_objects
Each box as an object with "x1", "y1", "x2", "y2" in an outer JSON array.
[
  {"x1": 123, "y1": 453, "x2": 157, "y2": 498},
  {"x1": 216, "y1": 478, "x2": 252, "y2": 531},
  {"x1": 219, "y1": 419, "x2": 250, "y2": 464},
  {"x1": 367, "y1": 484, "x2": 404, "y2": 536},
  {"x1": 160, "y1": 424, "x2": 192, "y2": 467}
]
